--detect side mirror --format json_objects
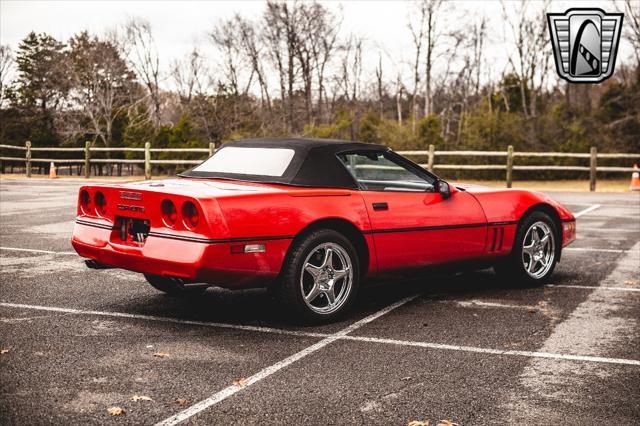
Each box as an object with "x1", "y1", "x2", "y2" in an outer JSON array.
[{"x1": 435, "y1": 179, "x2": 451, "y2": 199}]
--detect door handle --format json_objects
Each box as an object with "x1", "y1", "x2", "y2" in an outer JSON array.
[{"x1": 372, "y1": 202, "x2": 389, "y2": 211}]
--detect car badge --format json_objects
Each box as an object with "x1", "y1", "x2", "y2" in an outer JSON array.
[
  {"x1": 120, "y1": 191, "x2": 142, "y2": 201},
  {"x1": 547, "y1": 8, "x2": 623, "y2": 83}
]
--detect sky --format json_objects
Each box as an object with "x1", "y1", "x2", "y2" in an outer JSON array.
[{"x1": 1, "y1": 0, "x2": 636, "y2": 92}]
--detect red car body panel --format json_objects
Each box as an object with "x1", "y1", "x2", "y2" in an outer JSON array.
[
  {"x1": 72, "y1": 176, "x2": 576, "y2": 288},
  {"x1": 360, "y1": 189, "x2": 487, "y2": 275}
]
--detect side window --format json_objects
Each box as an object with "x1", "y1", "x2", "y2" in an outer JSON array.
[{"x1": 338, "y1": 151, "x2": 435, "y2": 192}]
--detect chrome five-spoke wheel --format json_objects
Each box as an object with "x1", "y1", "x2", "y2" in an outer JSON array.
[
  {"x1": 493, "y1": 211, "x2": 559, "y2": 286},
  {"x1": 521, "y1": 221, "x2": 555, "y2": 279},
  {"x1": 300, "y1": 242, "x2": 354, "y2": 315},
  {"x1": 277, "y1": 228, "x2": 360, "y2": 322}
]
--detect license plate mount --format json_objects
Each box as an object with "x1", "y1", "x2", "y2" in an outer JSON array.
[{"x1": 115, "y1": 216, "x2": 150, "y2": 244}]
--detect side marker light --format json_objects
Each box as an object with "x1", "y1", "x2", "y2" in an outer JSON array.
[{"x1": 231, "y1": 244, "x2": 266, "y2": 254}]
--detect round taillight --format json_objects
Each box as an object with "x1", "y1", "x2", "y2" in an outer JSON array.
[
  {"x1": 182, "y1": 201, "x2": 199, "y2": 229},
  {"x1": 94, "y1": 191, "x2": 107, "y2": 216},
  {"x1": 161, "y1": 199, "x2": 177, "y2": 227},
  {"x1": 80, "y1": 190, "x2": 92, "y2": 215}
]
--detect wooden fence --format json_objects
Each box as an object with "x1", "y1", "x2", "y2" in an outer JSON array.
[{"x1": 1, "y1": 141, "x2": 639, "y2": 191}]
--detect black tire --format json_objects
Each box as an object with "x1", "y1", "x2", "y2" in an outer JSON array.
[
  {"x1": 494, "y1": 211, "x2": 560, "y2": 287},
  {"x1": 276, "y1": 229, "x2": 360, "y2": 323},
  {"x1": 144, "y1": 274, "x2": 208, "y2": 296}
]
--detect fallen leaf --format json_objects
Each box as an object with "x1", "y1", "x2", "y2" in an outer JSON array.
[
  {"x1": 153, "y1": 352, "x2": 169, "y2": 358},
  {"x1": 131, "y1": 395, "x2": 153, "y2": 402},
  {"x1": 175, "y1": 398, "x2": 189, "y2": 406},
  {"x1": 232, "y1": 378, "x2": 247, "y2": 388},
  {"x1": 0, "y1": 349, "x2": 9, "y2": 355},
  {"x1": 408, "y1": 421, "x2": 429, "y2": 426},
  {"x1": 107, "y1": 406, "x2": 126, "y2": 416},
  {"x1": 437, "y1": 420, "x2": 459, "y2": 426}
]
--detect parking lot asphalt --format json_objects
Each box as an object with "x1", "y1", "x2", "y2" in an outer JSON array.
[{"x1": 1, "y1": 179, "x2": 639, "y2": 425}]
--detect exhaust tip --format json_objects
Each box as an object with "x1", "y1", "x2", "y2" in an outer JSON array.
[{"x1": 85, "y1": 259, "x2": 112, "y2": 269}]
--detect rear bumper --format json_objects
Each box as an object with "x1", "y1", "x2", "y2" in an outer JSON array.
[{"x1": 71, "y1": 222, "x2": 291, "y2": 288}]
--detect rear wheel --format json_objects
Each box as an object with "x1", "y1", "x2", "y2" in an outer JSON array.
[
  {"x1": 494, "y1": 211, "x2": 559, "y2": 286},
  {"x1": 144, "y1": 274, "x2": 208, "y2": 296},
  {"x1": 276, "y1": 229, "x2": 360, "y2": 323}
]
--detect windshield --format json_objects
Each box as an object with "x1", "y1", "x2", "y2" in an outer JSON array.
[{"x1": 192, "y1": 147, "x2": 295, "y2": 177}]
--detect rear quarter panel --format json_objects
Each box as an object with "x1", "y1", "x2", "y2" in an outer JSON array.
[{"x1": 216, "y1": 189, "x2": 376, "y2": 274}]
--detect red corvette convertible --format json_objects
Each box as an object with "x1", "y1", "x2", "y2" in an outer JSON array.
[{"x1": 72, "y1": 138, "x2": 576, "y2": 321}]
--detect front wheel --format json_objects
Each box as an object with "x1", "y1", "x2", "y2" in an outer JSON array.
[
  {"x1": 494, "y1": 211, "x2": 559, "y2": 286},
  {"x1": 276, "y1": 229, "x2": 360, "y2": 323}
]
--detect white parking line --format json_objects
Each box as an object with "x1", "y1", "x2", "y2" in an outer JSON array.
[
  {"x1": 456, "y1": 300, "x2": 538, "y2": 310},
  {"x1": 565, "y1": 247, "x2": 630, "y2": 253},
  {"x1": 567, "y1": 203, "x2": 640, "y2": 208},
  {"x1": 154, "y1": 295, "x2": 417, "y2": 426},
  {"x1": 0, "y1": 302, "x2": 325, "y2": 339},
  {"x1": 0, "y1": 247, "x2": 76, "y2": 255},
  {"x1": 341, "y1": 335, "x2": 640, "y2": 366},
  {"x1": 547, "y1": 284, "x2": 640, "y2": 293},
  {"x1": 3, "y1": 298, "x2": 639, "y2": 370},
  {"x1": 573, "y1": 204, "x2": 602, "y2": 218},
  {"x1": 583, "y1": 214, "x2": 640, "y2": 220},
  {"x1": 579, "y1": 227, "x2": 639, "y2": 233}
]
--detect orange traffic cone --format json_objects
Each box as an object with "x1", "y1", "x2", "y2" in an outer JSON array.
[
  {"x1": 49, "y1": 162, "x2": 57, "y2": 179},
  {"x1": 630, "y1": 164, "x2": 640, "y2": 191}
]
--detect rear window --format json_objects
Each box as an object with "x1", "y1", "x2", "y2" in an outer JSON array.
[{"x1": 192, "y1": 147, "x2": 295, "y2": 177}]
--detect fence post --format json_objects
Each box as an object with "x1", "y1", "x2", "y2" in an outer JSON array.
[
  {"x1": 145, "y1": 142, "x2": 151, "y2": 180},
  {"x1": 590, "y1": 146, "x2": 597, "y2": 192},
  {"x1": 506, "y1": 145, "x2": 514, "y2": 188},
  {"x1": 209, "y1": 142, "x2": 215, "y2": 157},
  {"x1": 84, "y1": 141, "x2": 91, "y2": 179},
  {"x1": 427, "y1": 144, "x2": 435, "y2": 173},
  {"x1": 25, "y1": 141, "x2": 32, "y2": 178}
]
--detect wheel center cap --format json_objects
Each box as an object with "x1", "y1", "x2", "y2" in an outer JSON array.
[
  {"x1": 318, "y1": 267, "x2": 334, "y2": 289},
  {"x1": 533, "y1": 246, "x2": 544, "y2": 261}
]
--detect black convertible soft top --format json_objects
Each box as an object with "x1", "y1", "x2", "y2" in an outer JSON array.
[{"x1": 180, "y1": 138, "x2": 388, "y2": 189}]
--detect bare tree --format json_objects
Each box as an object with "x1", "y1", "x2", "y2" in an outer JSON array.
[
  {"x1": 501, "y1": 0, "x2": 551, "y2": 120},
  {"x1": 263, "y1": 4, "x2": 288, "y2": 127},
  {"x1": 295, "y1": 4, "x2": 316, "y2": 125},
  {"x1": 172, "y1": 48, "x2": 209, "y2": 106},
  {"x1": 422, "y1": 0, "x2": 444, "y2": 118},
  {"x1": 470, "y1": 16, "x2": 487, "y2": 96},
  {"x1": 170, "y1": 48, "x2": 217, "y2": 143},
  {"x1": 375, "y1": 54, "x2": 384, "y2": 120},
  {"x1": 210, "y1": 19, "x2": 247, "y2": 96},
  {"x1": 408, "y1": 1, "x2": 426, "y2": 131},
  {"x1": 0, "y1": 45, "x2": 12, "y2": 108},
  {"x1": 65, "y1": 32, "x2": 137, "y2": 148},
  {"x1": 407, "y1": 0, "x2": 445, "y2": 130},
  {"x1": 301, "y1": 2, "x2": 340, "y2": 125},
  {"x1": 619, "y1": 0, "x2": 640, "y2": 67},
  {"x1": 396, "y1": 75, "x2": 404, "y2": 125},
  {"x1": 235, "y1": 15, "x2": 271, "y2": 110},
  {"x1": 337, "y1": 35, "x2": 363, "y2": 104},
  {"x1": 263, "y1": 1, "x2": 300, "y2": 129},
  {"x1": 124, "y1": 18, "x2": 162, "y2": 128}
]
